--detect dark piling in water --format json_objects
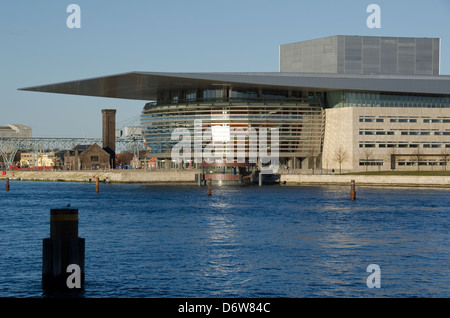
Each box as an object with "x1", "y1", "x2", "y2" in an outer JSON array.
[
  {"x1": 350, "y1": 180, "x2": 356, "y2": 201},
  {"x1": 42, "y1": 208, "x2": 85, "y2": 292}
]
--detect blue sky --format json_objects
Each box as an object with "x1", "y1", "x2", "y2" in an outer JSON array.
[{"x1": 1, "y1": 0, "x2": 449, "y2": 137}]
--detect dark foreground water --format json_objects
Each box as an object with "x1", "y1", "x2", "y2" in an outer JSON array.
[{"x1": 0, "y1": 181, "x2": 448, "y2": 298}]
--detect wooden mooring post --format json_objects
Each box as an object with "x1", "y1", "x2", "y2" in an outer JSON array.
[
  {"x1": 350, "y1": 180, "x2": 356, "y2": 201},
  {"x1": 42, "y1": 208, "x2": 85, "y2": 291},
  {"x1": 208, "y1": 179, "x2": 212, "y2": 196},
  {"x1": 96, "y1": 177, "x2": 99, "y2": 193},
  {"x1": 5, "y1": 177, "x2": 9, "y2": 191}
]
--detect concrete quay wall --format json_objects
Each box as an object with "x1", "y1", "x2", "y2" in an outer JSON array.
[
  {"x1": 0, "y1": 170, "x2": 200, "y2": 183},
  {"x1": 281, "y1": 174, "x2": 450, "y2": 187},
  {"x1": 1, "y1": 170, "x2": 450, "y2": 187}
]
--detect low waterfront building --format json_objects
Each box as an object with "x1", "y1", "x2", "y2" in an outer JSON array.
[
  {"x1": 21, "y1": 35, "x2": 450, "y2": 173},
  {"x1": 20, "y1": 152, "x2": 57, "y2": 168},
  {"x1": 64, "y1": 144, "x2": 111, "y2": 170}
]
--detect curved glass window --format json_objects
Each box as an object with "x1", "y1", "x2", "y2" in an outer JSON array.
[{"x1": 141, "y1": 99, "x2": 324, "y2": 159}]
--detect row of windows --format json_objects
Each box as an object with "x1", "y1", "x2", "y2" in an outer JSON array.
[
  {"x1": 398, "y1": 161, "x2": 448, "y2": 166},
  {"x1": 359, "y1": 160, "x2": 450, "y2": 166},
  {"x1": 159, "y1": 89, "x2": 310, "y2": 104},
  {"x1": 424, "y1": 119, "x2": 450, "y2": 123},
  {"x1": 359, "y1": 131, "x2": 395, "y2": 135},
  {"x1": 359, "y1": 130, "x2": 450, "y2": 135},
  {"x1": 359, "y1": 143, "x2": 450, "y2": 148},
  {"x1": 359, "y1": 117, "x2": 450, "y2": 123},
  {"x1": 162, "y1": 90, "x2": 450, "y2": 108},
  {"x1": 330, "y1": 92, "x2": 450, "y2": 108},
  {"x1": 389, "y1": 118, "x2": 417, "y2": 123},
  {"x1": 360, "y1": 162, "x2": 450, "y2": 166},
  {"x1": 359, "y1": 160, "x2": 384, "y2": 166},
  {"x1": 401, "y1": 131, "x2": 430, "y2": 135},
  {"x1": 359, "y1": 118, "x2": 385, "y2": 122}
]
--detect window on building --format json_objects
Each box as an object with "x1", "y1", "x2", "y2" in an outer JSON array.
[
  {"x1": 91, "y1": 156, "x2": 99, "y2": 162},
  {"x1": 359, "y1": 143, "x2": 376, "y2": 148},
  {"x1": 359, "y1": 159, "x2": 384, "y2": 166}
]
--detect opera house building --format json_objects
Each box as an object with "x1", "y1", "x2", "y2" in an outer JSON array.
[{"x1": 22, "y1": 35, "x2": 450, "y2": 173}]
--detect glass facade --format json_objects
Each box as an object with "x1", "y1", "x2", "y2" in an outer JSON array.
[
  {"x1": 141, "y1": 88, "x2": 324, "y2": 160},
  {"x1": 327, "y1": 91, "x2": 450, "y2": 108}
]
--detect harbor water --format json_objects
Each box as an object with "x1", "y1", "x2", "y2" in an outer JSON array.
[{"x1": 0, "y1": 181, "x2": 449, "y2": 298}]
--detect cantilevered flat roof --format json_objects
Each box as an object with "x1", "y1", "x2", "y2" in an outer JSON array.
[{"x1": 20, "y1": 71, "x2": 450, "y2": 101}]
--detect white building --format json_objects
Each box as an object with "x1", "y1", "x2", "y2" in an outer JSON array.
[{"x1": 0, "y1": 124, "x2": 32, "y2": 138}]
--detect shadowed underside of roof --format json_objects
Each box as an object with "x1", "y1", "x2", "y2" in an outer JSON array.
[{"x1": 19, "y1": 71, "x2": 450, "y2": 101}]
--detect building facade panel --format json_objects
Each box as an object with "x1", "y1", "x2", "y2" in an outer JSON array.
[
  {"x1": 279, "y1": 36, "x2": 338, "y2": 74},
  {"x1": 280, "y1": 35, "x2": 440, "y2": 75},
  {"x1": 380, "y1": 38, "x2": 398, "y2": 74},
  {"x1": 398, "y1": 37, "x2": 416, "y2": 74},
  {"x1": 344, "y1": 36, "x2": 363, "y2": 74},
  {"x1": 362, "y1": 36, "x2": 380, "y2": 74}
]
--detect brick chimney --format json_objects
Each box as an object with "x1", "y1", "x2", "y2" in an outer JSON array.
[{"x1": 102, "y1": 109, "x2": 116, "y2": 168}]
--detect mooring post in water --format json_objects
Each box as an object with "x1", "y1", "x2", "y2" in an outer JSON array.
[
  {"x1": 42, "y1": 208, "x2": 85, "y2": 291},
  {"x1": 96, "y1": 177, "x2": 99, "y2": 193},
  {"x1": 350, "y1": 180, "x2": 356, "y2": 201},
  {"x1": 208, "y1": 179, "x2": 212, "y2": 196},
  {"x1": 5, "y1": 177, "x2": 9, "y2": 191}
]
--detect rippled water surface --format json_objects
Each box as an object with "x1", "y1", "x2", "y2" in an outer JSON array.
[{"x1": 0, "y1": 181, "x2": 449, "y2": 298}]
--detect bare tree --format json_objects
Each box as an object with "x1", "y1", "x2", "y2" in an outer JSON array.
[
  {"x1": 334, "y1": 146, "x2": 348, "y2": 174},
  {"x1": 441, "y1": 149, "x2": 449, "y2": 171},
  {"x1": 362, "y1": 149, "x2": 373, "y2": 172},
  {"x1": 117, "y1": 152, "x2": 133, "y2": 166},
  {"x1": 411, "y1": 148, "x2": 424, "y2": 171}
]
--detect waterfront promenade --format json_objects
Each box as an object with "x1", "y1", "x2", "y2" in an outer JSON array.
[{"x1": 1, "y1": 169, "x2": 450, "y2": 187}]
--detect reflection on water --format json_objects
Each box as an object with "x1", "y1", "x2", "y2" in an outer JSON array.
[{"x1": 0, "y1": 182, "x2": 449, "y2": 297}]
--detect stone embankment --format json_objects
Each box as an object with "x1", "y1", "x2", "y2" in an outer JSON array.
[
  {"x1": 0, "y1": 170, "x2": 200, "y2": 183},
  {"x1": 281, "y1": 174, "x2": 450, "y2": 187},
  {"x1": 1, "y1": 170, "x2": 450, "y2": 187}
]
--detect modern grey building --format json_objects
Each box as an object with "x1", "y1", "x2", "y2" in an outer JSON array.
[
  {"x1": 280, "y1": 35, "x2": 440, "y2": 75},
  {"x1": 21, "y1": 35, "x2": 450, "y2": 173}
]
